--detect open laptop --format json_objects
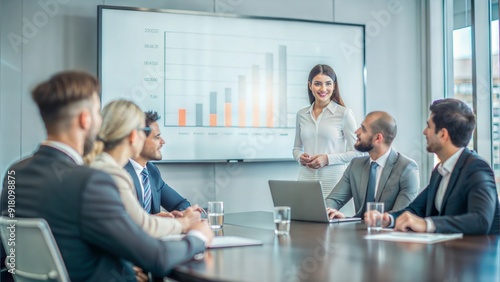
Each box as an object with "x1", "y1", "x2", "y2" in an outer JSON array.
[{"x1": 268, "y1": 180, "x2": 361, "y2": 223}]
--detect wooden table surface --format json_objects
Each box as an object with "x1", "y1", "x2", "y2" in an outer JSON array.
[{"x1": 169, "y1": 212, "x2": 500, "y2": 282}]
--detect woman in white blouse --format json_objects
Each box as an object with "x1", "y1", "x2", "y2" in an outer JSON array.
[{"x1": 293, "y1": 64, "x2": 364, "y2": 198}]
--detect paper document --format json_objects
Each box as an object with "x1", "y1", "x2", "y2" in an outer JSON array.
[
  {"x1": 161, "y1": 235, "x2": 263, "y2": 248},
  {"x1": 364, "y1": 232, "x2": 463, "y2": 244}
]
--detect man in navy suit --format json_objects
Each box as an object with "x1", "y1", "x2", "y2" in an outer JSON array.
[
  {"x1": 1, "y1": 71, "x2": 213, "y2": 281},
  {"x1": 366, "y1": 98, "x2": 499, "y2": 235},
  {"x1": 125, "y1": 111, "x2": 193, "y2": 216}
]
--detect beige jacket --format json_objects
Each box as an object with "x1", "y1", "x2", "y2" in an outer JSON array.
[{"x1": 90, "y1": 152, "x2": 182, "y2": 237}]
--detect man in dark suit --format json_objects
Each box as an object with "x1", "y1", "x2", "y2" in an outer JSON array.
[
  {"x1": 0, "y1": 71, "x2": 213, "y2": 281},
  {"x1": 125, "y1": 111, "x2": 193, "y2": 215},
  {"x1": 326, "y1": 111, "x2": 419, "y2": 219},
  {"x1": 366, "y1": 98, "x2": 499, "y2": 235}
]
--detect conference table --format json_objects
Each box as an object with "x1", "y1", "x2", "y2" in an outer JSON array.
[{"x1": 168, "y1": 212, "x2": 500, "y2": 282}]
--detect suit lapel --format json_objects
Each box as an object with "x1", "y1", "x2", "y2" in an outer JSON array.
[
  {"x1": 125, "y1": 161, "x2": 144, "y2": 205},
  {"x1": 147, "y1": 163, "x2": 159, "y2": 214},
  {"x1": 375, "y1": 150, "x2": 397, "y2": 201},
  {"x1": 426, "y1": 169, "x2": 442, "y2": 216},
  {"x1": 357, "y1": 159, "x2": 371, "y2": 210},
  {"x1": 439, "y1": 149, "x2": 469, "y2": 214}
]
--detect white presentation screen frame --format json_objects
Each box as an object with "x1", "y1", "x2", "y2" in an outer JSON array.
[{"x1": 98, "y1": 6, "x2": 365, "y2": 162}]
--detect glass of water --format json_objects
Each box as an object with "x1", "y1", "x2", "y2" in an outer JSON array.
[
  {"x1": 207, "y1": 201, "x2": 224, "y2": 229},
  {"x1": 273, "y1": 206, "x2": 291, "y2": 235},
  {"x1": 366, "y1": 202, "x2": 384, "y2": 231}
]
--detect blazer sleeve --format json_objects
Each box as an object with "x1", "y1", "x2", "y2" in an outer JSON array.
[
  {"x1": 390, "y1": 159, "x2": 420, "y2": 212},
  {"x1": 159, "y1": 180, "x2": 191, "y2": 211},
  {"x1": 325, "y1": 161, "x2": 354, "y2": 210},
  {"x1": 391, "y1": 185, "x2": 430, "y2": 220},
  {"x1": 80, "y1": 171, "x2": 205, "y2": 276}
]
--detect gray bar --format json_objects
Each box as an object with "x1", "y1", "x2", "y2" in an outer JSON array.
[
  {"x1": 210, "y1": 92, "x2": 217, "y2": 114},
  {"x1": 279, "y1": 45, "x2": 287, "y2": 127},
  {"x1": 196, "y1": 103, "x2": 203, "y2": 126},
  {"x1": 239, "y1": 75, "x2": 246, "y2": 100},
  {"x1": 225, "y1": 88, "x2": 231, "y2": 103}
]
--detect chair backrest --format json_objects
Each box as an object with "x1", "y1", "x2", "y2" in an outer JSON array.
[{"x1": 0, "y1": 216, "x2": 70, "y2": 282}]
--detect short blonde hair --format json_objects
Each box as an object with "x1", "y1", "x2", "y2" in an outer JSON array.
[{"x1": 84, "y1": 100, "x2": 144, "y2": 164}]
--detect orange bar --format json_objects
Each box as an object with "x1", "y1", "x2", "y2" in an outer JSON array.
[
  {"x1": 266, "y1": 95, "x2": 273, "y2": 127},
  {"x1": 178, "y1": 109, "x2": 186, "y2": 126},
  {"x1": 210, "y1": 114, "x2": 217, "y2": 127},
  {"x1": 225, "y1": 103, "x2": 232, "y2": 127},
  {"x1": 253, "y1": 99, "x2": 259, "y2": 127},
  {"x1": 239, "y1": 102, "x2": 246, "y2": 127}
]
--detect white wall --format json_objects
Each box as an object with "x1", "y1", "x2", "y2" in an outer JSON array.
[{"x1": 0, "y1": 0, "x2": 426, "y2": 214}]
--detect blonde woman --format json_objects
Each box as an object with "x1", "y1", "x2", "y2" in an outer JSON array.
[{"x1": 86, "y1": 100, "x2": 199, "y2": 237}]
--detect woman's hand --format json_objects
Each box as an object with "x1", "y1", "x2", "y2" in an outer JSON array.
[
  {"x1": 307, "y1": 154, "x2": 329, "y2": 169},
  {"x1": 299, "y1": 153, "x2": 311, "y2": 166}
]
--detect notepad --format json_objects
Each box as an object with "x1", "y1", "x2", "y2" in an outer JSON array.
[
  {"x1": 161, "y1": 235, "x2": 263, "y2": 249},
  {"x1": 364, "y1": 232, "x2": 463, "y2": 244}
]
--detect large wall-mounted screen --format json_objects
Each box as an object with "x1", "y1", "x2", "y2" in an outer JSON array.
[{"x1": 99, "y1": 6, "x2": 365, "y2": 162}]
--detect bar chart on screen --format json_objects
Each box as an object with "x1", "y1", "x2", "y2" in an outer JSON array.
[{"x1": 99, "y1": 7, "x2": 365, "y2": 161}]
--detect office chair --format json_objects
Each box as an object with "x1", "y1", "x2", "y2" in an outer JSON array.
[{"x1": 0, "y1": 217, "x2": 69, "y2": 282}]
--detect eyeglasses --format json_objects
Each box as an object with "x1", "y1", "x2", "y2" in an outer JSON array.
[{"x1": 137, "y1": 127, "x2": 151, "y2": 137}]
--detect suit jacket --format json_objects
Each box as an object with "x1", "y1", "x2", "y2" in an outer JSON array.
[
  {"x1": 90, "y1": 153, "x2": 182, "y2": 237},
  {"x1": 326, "y1": 149, "x2": 419, "y2": 216},
  {"x1": 391, "y1": 148, "x2": 500, "y2": 235},
  {"x1": 125, "y1": 161, "x2": 191, "y2": 213},
  {"x1": 1, "y1": 145, "x2": 205, "y2": 281}
]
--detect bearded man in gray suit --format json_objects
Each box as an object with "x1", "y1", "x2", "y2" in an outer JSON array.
[{"x1": 326, "y1": 111, "x2": 419, "y2": 219}]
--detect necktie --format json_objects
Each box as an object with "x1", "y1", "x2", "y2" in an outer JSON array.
[
  {"x1": 356, "y1": 161, "x2": 379, "y2": 218},
  {"x1": 141, "y1": 168, "x2": 152, "y2": 213},
  {"x1": 366, "y1": 161, "x2": 379, "y2": 203}
]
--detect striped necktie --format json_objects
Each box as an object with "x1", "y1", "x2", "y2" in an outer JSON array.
[{"x1": 141, "y1": 168, "x2": 152, "y2": 213}]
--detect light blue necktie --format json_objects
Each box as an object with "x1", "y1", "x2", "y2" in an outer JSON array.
[{"x1": 141, "y1": 168, "x2": 152, "y2": 213}]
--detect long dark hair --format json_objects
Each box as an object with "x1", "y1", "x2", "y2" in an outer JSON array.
[{"x1": 307, "y1": 64, "x2": 344, "y2": 106}]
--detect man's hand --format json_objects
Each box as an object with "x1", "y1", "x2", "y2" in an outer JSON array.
[
  {"x1": 133, "y1": 266, "x2": 148, "y2": 282},
  {"x1": 364, "y1": 211, "x2": 391, "y2": 228},
  {"x1": 307, "y1": 154, "x2": 329, "y2": 169},
  {"x1": 394, "y1": 211, "x2": 427, "y2": 232},
  {"x1": 188, "y1": 221, "x2": 214, "y2": 246},
  {"x1": 326, "y1": 208, "x2": 345, "y2": 219},
  {"x1": 177, "y1": 207, "x2": 201, "y2": 233}
]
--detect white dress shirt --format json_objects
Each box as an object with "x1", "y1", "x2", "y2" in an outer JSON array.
[
  {"x1": 293, "y1": 101, "x2": 364, "y2": 197},
  {"x1": 129, "y1": 158, "x2": 146, "y2": 200}
]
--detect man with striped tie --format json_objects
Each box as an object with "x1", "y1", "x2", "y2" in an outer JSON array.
[{"x1": 125, "y1": 111, "x2": 198, "y2": 216}]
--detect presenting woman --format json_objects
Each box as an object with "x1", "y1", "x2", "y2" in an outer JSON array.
[
  {"x1": 293, "y1": 64, "x2": 364, "y2": 198},
  {"x1": 85, "y1": 100, "x2": 199, "y2": 238}
]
